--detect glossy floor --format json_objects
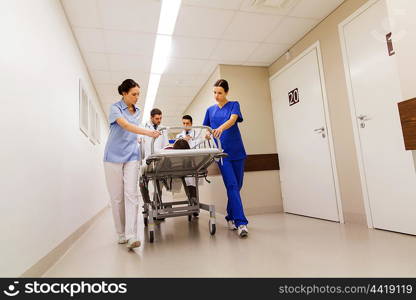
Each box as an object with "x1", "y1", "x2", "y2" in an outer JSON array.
[{"x1": 44, "y1": 208, "x2": 416, "y2": 277}]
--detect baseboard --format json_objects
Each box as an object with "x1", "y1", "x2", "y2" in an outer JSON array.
[
  {"x1": 245, "y1": 205, "x2": 283, "y2": 216},
  {"x1": 343, "y1": 211, "x2": 367, "y2": 225},
  {"x1": 21, "y1": 205, "x2": 109, "y2": 277}
]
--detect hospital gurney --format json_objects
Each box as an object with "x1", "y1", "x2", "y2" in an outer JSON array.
[{"x1": 139, "y1": 126, "x2": 227, "y2": 243}]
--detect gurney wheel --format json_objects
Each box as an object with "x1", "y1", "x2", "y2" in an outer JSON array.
[
  {"x1": 188, "y1": 215, "x2": 192, "y2": 222},
  {"x1": 193, "y1": 213, "x2": 199, "y2": 217},
  {"x1": 149, "y1": 231, "x2": 154, "y2": 243},
  {"x1": 209, "y1": 220, "x2": 216, "y2": 235}
]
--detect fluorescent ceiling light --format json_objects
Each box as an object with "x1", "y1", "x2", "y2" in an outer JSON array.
[
  {"x1": 142, "y1": 74, "x2": 161, "y2": 124},
  {"x1": 157, "y1": 0, "x2": 182, "y2": 35},
  {"x1": 150, "y1": 35, "x2": 172, "y2": 74},
  {"x1": 142, "y1": 0, "x2": 181, "y2": 125}
]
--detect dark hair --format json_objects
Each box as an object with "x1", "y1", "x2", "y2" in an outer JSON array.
[
  {"x1": 214, "y1": 79, "x2": 229, "y2": 93},
  {"x1": 182, "y1": 115, "x2": 193, "y2": 124},
  {"x1": 118, "y1": 79, "x2": 140, "y2": 95},
  {"x1": 173, "y1": 139, "x2": 191, "y2": 149},
  {"x1": 150, "y1": 108, "x2": 162, "y2": 117}
]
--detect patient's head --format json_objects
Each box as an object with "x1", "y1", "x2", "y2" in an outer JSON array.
[{"x1": 173, "y1": 139, "x2": 190, "y2": 149}]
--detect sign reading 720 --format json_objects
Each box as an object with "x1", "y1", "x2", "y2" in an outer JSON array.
[{"x1": 288, "y1": 88, "x2": 299, "y2": 106}]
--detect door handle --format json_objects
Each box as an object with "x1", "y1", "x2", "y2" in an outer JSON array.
[
  {"x1": 357, "y1": 114, "x2": 370, "y2": 121},
  {"x1": 357, "y1": 114, "x2": 371, "y2": 128},
  {"x1": 314, "y1": 127, "x2": 326, "y2": 138}
]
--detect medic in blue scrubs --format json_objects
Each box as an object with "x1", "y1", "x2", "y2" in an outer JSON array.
[{"x1": 203, "y1": 79, "x2": 249, "y2": 238}]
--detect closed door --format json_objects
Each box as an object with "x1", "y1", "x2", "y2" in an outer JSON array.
[
  {"x1": 342, "y1": 0, "x2": 416, "y2": 234},
  {"x1": 270, "y1": 46, "x2": 340, "y2": 222}
]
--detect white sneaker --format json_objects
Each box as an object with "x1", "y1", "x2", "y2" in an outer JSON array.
[
  {"x1": 227, "y1": 220, "x2": 237, "y2": 230},
  {"x1": 126, "y1": 238, "x2": 141, "y2": 250},
  {"x1": 238, "y1": 225, "x2": 248, "y2": 238},
  {"x1": 118, "y1": 234, "x2": 127, "y2": 244}
]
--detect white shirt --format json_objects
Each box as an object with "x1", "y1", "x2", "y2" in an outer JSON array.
[
  {"x1": 175, "y1": 128, "x2": 203, "y2": 148},
  {"x1": 140, "y1": 121, "x2": 169, "y2": 159}
]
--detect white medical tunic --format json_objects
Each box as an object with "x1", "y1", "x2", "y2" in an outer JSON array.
[{"x1": 140, "y1": 121, "x2": 169, "y2": 159}]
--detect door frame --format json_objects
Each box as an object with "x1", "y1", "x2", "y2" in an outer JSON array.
[
  {"x1": 338, "y1": 0, "x2": 386, "y2": 229},
  {"x1": 269, "y1": 41, "x2": 344, "y2": 224}
]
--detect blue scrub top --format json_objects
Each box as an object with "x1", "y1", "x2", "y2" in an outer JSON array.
[
  {"x1": 104, "y1": 100, "x2": 141, "y2": 163},
  {"x1": 203, "y1": 101, "x2": 246, "y2": 161}
]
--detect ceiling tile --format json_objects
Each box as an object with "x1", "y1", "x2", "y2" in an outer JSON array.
[
  {"x1": 164, "y1": 58, "x2": 207, "y2": 75},
  {"x1": 289, "y1": 0, "x2": 344, "y2": 20},
  {"x1": 110, "y1": 71, "x2": 149, "y2": 86},
  {"x1": 103, "y1": 30, "x2": 155, "y2": 56},
  {"x1": 157, "y1": 86, "x2": 200, "y2": 98},
  {"x1": 159, "y1": 74, "x2": 207, "y2": 87},
  {"x1": 155, "y1": 98, "x2": 189, "y2": 107},
  {"x1": 61, "y1": 0, "x2": 101, "y2": 28},
  {"x1": 210, "y1": 40, "x2": 258, "y2": 62},
  {"x1": 154, "y1": 101, "x2": 192, "y2": 113},
  {"x1": 239, "y1": 0, "x2": 301, "y2": 15},
  {"x1": 97, "y1": 0, "x2": 160, "y2": 32},
  {"x1": 265, "y1": 16, "x2": 317, "y2": 44},
  {"x1": 182, "y1": 0, "x2": 243, "y2": 10},
  {"x1": 171, "y1": 36, "x2": 218, "y2": 59},
  {"x1": 90, "y1": 70, "x2": 112, "y2": 84},
  {"x1": 107, "y1": 54, "x2": 152, "y2": 72},
  {"x1": 200, "y1": 61, "x2": 220, "y2": 75},
  {"x1": 156, "y1": 96, "x2": 191, "y2": 104},
  {"x1": 174, "y1": 6, "x2": 235, "y2": 38},
  {"x1": 73, "y1": 28, "x2": 106, "y2": 52},
  {"x1": 64, "y1": 0, "x2": 345, "y2": 125},
  {"x1": 83, "y1": 52, "x2": 109, "y2": 70},
  {"x1": 246, "y1": 43, "x2": 289, "y2": 63},
  {"x1": 95, "y1": 83, "x2": 119, "y2": 101},
  {"x1": 221, "y1": 12, "x2": 282, "y2": 42}
]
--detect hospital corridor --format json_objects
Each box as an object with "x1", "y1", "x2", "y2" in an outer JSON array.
[{"x1": 2, "y1": 0, "x2": 416, "y2": 280}]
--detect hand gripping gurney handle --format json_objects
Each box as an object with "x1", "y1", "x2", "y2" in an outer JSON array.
[{"x1": 150, "y1": 125, "x2": 223, "y2": 155}]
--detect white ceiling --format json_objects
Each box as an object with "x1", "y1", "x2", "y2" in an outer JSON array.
[{"x1": 61, "y1": 0, "x2": 344, "y2": 126}]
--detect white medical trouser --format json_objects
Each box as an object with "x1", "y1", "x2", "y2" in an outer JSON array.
[{"x1": 104, "y1": 160, "x2": 139, "y2": 240}]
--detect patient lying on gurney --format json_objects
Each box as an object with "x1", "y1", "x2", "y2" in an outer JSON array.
[
  {"x1": 141, "y1": 138, "x2": 204, "y2": 197},
  {"x1": 171, "y1": 138, "x2": 191, "y2": 150},
  {"x1": 166, "y1": 138, "x2": 198, "y2": 200}
]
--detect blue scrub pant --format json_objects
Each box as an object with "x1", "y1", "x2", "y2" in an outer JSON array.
[{"x1": 218, "y1": 158, "x2": 248, "y2": 227}]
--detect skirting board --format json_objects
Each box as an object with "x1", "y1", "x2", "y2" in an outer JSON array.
[
  {"x1": 343, "y1": 212, "x2": 367, "y2": 225},
  {"x1": 21, "y1": 205, "x2": 109, "y2": 277},
  {"x1": 245, "y1": 205, "x2": 283, "y2": 216}
]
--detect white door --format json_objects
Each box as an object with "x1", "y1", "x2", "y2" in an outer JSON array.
[
  {"x1": 270, "y1": 46, "x2": 341, "y2": 222},
  {"x1": 341, "y1": 0, "x2": 416, "y2": 235}
]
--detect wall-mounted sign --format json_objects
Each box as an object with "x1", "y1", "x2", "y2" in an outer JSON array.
[
  {"x1": 386, "y1": 32, "x2": 395, "y2": 56},
  {"x1": 79, "y1": 79, "x2": 89, "y2": 137},
  {"x1": 288, "y1": 88, "x2": 299, "y2": 106}
]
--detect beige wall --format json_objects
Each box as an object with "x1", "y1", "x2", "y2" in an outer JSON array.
[
  {"x1": 185, "y1": 66, "x2": 221, "y2": 125},
  {"x1": 219, "y1": 65, "x2": 278, "y2": 154},
  {"x1": 269, "y1": 0, "x2": 370, "y2": 224},
  {"x1": 185, "y1": 65, "x2": 283, "y2": 216}
]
